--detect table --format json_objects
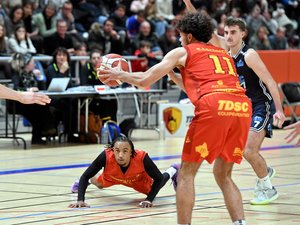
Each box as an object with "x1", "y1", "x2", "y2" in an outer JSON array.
[{"x1": 1, "y1": 86, "x2": 166, "y2": 149}]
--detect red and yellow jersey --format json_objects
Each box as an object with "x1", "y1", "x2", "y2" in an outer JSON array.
[
  {"x1": 180, "y1": 42, "x2": 245, "y2": 105},
  {"x1": 98, "y1": 149, "x2": 153, "y2": 195}
]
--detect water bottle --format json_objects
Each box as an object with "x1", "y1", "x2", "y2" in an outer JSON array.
[
  {"x1": 57, "y1": 121, "x2": 64, "y2": 136},
  {"x1": 159, "y1": 120, "x2": 166, "y2": 140},
  {"x1": 100, "y1": 125, "x2": 109, "y2": 144}
]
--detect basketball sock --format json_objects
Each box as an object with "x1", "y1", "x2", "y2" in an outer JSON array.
[
  {"x1": 165, "y1": 167, "x2": 177, "y2": 179},
  {"x1": 233, "y1": 220, "x2": 246, "y2": 225},
  {"x1": 259, "y1": 175, "x2": 272, "y2": 189}
]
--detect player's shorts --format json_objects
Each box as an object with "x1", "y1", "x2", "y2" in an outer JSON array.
[
  {"x1": 250, "y1": 101, "x2": 275, "y2": 138},
  {"x1": 182, "y1": 92, "x2": 252, "y2": 164}
]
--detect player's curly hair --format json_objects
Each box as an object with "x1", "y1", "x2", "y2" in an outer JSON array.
[
  {"x1": 107, "y1": 136, "x2": 137, "y2": 158},
  {"x1": 176, "y1": 12, "x2": 213, "y2": 43}
]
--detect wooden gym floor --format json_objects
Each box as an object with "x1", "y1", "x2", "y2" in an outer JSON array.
[{"x1": 0, "y1": 129, "x2": 299, "y2": 225}]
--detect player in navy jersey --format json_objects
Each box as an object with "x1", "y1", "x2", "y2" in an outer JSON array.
[{"x1": 224, "y1": 17, "x2": 286, "y2": 205}]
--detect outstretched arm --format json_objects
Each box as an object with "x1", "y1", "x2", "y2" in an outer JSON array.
[
  {"x1": 98, "y1": 47, "x2": 187, "y2": 89},
  {"x1": 284, "y1": 121, "x2": 300, "y2": 145},
  {"x1": 183, "y1": 0, "x2": 197, "y2": 12},
  {"x1": 0, "y1": 84, "x2": 51, "y2": 105}
]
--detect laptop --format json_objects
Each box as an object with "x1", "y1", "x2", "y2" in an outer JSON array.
[{"x1": 47, "y1": 78, "x2": 70, "y2": 92}]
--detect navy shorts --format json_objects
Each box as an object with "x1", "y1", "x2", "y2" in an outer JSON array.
[{"x1": 250, "y1": 101, "x2": 275, "y2": 138}]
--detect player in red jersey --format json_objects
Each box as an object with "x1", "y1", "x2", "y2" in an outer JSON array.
[
  {"x1": 69, "y1": 136, "x2": 179, "y2": 208},
  {"x1": 98, "y1": 12, "x2": 252, "y2": 225}
]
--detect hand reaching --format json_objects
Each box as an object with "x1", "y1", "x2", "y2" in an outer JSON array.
[
  {"x1": 284, "y1": 121, "x2": 300, "y2": 145},
  {"x1": 18, "y1": 91, "x2": 51, "y2": 105}
]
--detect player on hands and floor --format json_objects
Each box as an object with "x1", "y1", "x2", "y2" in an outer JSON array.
[
  {"x1": 98, "y1": 12, "x2": 252, "y2": 225},
  {"x1": 69, "y1": 136, "x2": 179, "y2": 208}
]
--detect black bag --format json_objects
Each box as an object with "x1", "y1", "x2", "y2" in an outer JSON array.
[
  {"x1": 281, "y1": 82, "x2": 300, "y2": 103},
  {"x1": 119, "y1": 118, "x2": 136, "y2": 137}
]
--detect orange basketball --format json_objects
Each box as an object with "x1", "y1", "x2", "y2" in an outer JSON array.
[{"x1": 97, "y1": 54, "x2": 130, "y2": 87}]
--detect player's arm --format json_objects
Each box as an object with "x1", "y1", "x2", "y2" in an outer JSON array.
[
  {"x1": 140, "y1": 154, "x2": 165, "y2": 208},
  {"x1": 98, "y1": 47, "x2": 186, "y2": 88},
  {"x1": 183, "y1": 0, "x2": 197, "y2": 12},
  {"x1": 167, "y1": 70, "x2": 185, "y2": 91},
  {"x1": 245, "y1": 49, "x2": 285, "y2": 128},
  {"x1": 0, "y1": 84, "x2": 51, "y2": 105},
  {"x1": 68, "y1": 151, "x2": 106, "y2": 208}
]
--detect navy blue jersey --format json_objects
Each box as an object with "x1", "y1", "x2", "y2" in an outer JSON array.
[{"x1": 230, "y1": 43, "x2": 272, "y2": 104}]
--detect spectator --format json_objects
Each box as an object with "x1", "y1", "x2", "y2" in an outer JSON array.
[
  {"x1": 87, "y1": 19, "x2": 124, "y2": 55},
  {"x1": 131, "y1": 40, "x2": 160, "y2": 72},
  {"x1": 9, "y1": 53, "x2": 56, "y2": 144},
  {"x1": 126, "y1": 9, "x2": 146, "y2": 39},
  {"x1": 80, "y1": 50, "x2": 118, "y2": 121},
  {"x1": 45, "y1": 47, "x2": 77, "y2": 142},
  {"x1": 155, "y1": 0, "x2": 175, "y2": 37},
  {"x1": 108, "y1": 4, "x2": 128, "y2": 45},
  {"x1": 22, "y1": 1, "x2": 43, "y2": 53},
  {"x1": 4, "y1": 5, "x2": 24, "y2": 37},
  {"x1": 70, "y1": 42, "x2": 87, "y2": 83},
  {"x1": 32, "y1": 2, "x2": 57, "y2": 40},
  {"x1": 132, "y1": 20, "x2": 162, "y2": 55},
  {"x1": 57, "y1": 1, "x2": 83, "y2": 44},
  {"x1": 158, "y1": 25, "x2": 179, "y2": 55},
  {"x1": 248, "y1": 25, "x2": 272, "y2": 50},
  {"x1": 8, "y1": 24, "x2": 36, "y2": 54},
  {"x1": 269, "y1": 26, "x2": 288, "y2": 49},
  {"x1": 44, "y1": 19, "x2": 75, "y2": 55},
  {"x1": 130, "y1": 0, "x2": 148, "y2": 14},
  {"x1": 0, "y1": 24, "x2": 11, "y2": 79}
]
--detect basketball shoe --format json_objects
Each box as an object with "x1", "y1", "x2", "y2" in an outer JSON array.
[
  {"x1": 268, "y1": 167, "x2": 276, "y2": 179},
  {"x1": 250, "y1": 180, "x2": 279, "y2": 205},
  {"x1": 171, "y1": 163, "x2": 180, "y2": 191}
]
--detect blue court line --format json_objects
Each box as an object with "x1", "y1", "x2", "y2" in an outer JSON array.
[
  {"x1": 0, "y1": 144, "x2": 298, "y2": 176},
  {"x1": 0, "y1": 155, "x2": 181, "y2": 176}
]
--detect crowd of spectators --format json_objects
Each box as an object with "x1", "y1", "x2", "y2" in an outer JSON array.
[{"x1": 0, "y1": 0, "x2": 299, "y2": 144}]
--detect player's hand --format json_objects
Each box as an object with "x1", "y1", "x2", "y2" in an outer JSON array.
[
  {"x1": 68, "y1": 201, "x2": 90, "y2": 208},
  {"x1": 284, "y1": 121, "x2": 300, "y2": 145},
  {"x1": 273, "y1": 111, "x2": 286, "y2": 128},
  {"x1": 139, "y1": 200, "x2": 152, "y2": 208},
  {"x1": 97, "y1": 62, "x2": 121, "y2": 84},
  {"x1": 19, "y1": 92, "x2": 51, "y2": 105}
]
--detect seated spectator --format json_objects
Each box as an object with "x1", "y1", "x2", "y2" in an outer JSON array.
[
  {"x1": 248, "y1": 25, "x2": 272, "y2": 50},
  {"x1": 9, "y1": 53, "x2": 56, "y2": 144},
  {"x1": 32, "y1": 2, "x2": 57, "y2": 41},
  {"x1": 155, "y1": 0, "x2": 175, "y2": 37},
  {"x1": 22, "y1": 1, "x2": 43, "y2": 54},
  {"x1": 70, "y1": 42, "x2": 87, "y2": 83},
  {"x1": 80, "y1": 50, "x2": 118, "y2": 121},
  {"x1": 4, "y1": 5, "x2": 24, "y2": 37},
  {"x1": 268, "y1": 26, "x2": 288, "y2": 49},
  {"x1": 87, "y1": 19, "x2": 124, "y2": 55},
  {"x1": 131, "y1": 40, "x2": 160, "y2": 72},
  {"x1": 44, "y1": 19, "x2": 75, "y2": 56},
  {"x1": 126, "y1": 10, "x2": 146, "y2": 39},
  {"x1": 45, "y1": 47, "x2": 77, "y2": 142},
  {"x1": 57, "y1": 1, "x2": 83, "y2": 44},
  {"x1": 108, "y1": 4, "x2": 128, "y2": 45},
  {"x1": 8, "y1": 25, "x2": 37, "y2": 54},
  {"x1": 0, "y1": 24, "x2": 12, "y2": 79},
  {"x1": 131, "y1": 20, "x2": 162, "y2": 55},
  {"x1": 158, "y1": 25, "x2": 179, "y2": 55}
]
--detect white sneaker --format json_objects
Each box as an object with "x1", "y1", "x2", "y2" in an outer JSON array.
[
  {"x1": 268, "y1": 167, "x2": 276, "y2": 179},
  {"x1": 250, "y1": 186, "x2": 279, "y2": 205}
]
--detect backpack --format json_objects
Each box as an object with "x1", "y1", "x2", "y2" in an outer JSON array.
[
  {"x1": 100, "y1": 120, "x2": 121, "y2": 144},
  {"x1": 79, "y1": 112, "x2": 102, "y2": 143}
]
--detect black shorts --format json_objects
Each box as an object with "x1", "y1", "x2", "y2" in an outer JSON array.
[{"x1": 250, "y1": 101, "x2": 275, "y2": 138}]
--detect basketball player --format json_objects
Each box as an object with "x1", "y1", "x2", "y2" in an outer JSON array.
[
  {"x1": 99, "y1": 12, "x2": 252, "y2": 225},
  {"x1": 69, "y1": 136, "x2": 179, "y2": 208},
  {"x1": 224, "y1": 17, "x2": 285, "y2": 205},
  {"x1": 0, "y1": 84, "x2": 50, "y2": 105}
]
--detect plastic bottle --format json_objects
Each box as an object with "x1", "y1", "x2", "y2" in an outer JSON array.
[
  {"x1": 159, "y1": 120, "x2": 166, "y2": 140},
  {"x1": 57, "y1": 121, "x2": 64, "y2": 136},
  {"x1": 101, "y1": 124, "x2": 109, "y2": 144}
]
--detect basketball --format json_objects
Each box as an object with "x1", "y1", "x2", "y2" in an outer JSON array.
[{"x1": 97, "y1": 54, "x2": 130, "y2": 87}]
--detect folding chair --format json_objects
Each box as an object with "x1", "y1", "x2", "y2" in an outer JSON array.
[{"x1": 278, "y1": 82, "x2": 300, "y2": 122}]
